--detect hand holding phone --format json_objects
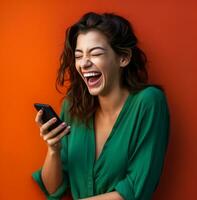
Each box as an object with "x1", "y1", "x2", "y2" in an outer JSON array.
[
  {"x1": 34, "y1": 103, "x2": 70, "y2": 150},
  {"x1": 34, "y1": 103, "x2": 67, "y2": 132}
]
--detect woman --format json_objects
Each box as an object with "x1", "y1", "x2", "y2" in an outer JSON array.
[{"x1": 33, "y1": 12, "x2": 170, "y2": 200}]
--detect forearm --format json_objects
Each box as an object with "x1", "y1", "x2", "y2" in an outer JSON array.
[
  {"x1": 41, "y1": 148, "x2": 63, "y2": 194},
  {"x1": 79, "y1": 191, "x2": 124, "y2": 200}
]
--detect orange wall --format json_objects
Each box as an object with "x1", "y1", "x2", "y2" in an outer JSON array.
[{"x1": 1, "y1": 0, "x2": 197, "y2": 199}]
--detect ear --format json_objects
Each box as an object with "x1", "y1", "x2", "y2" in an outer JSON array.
[{"x1": 119, "y1": 49, "x2": 132, "y2": 68}]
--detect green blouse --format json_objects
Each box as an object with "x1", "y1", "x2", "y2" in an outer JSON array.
[{"x1": 32, "y1": 86, "x2": 170, "y2": 200}]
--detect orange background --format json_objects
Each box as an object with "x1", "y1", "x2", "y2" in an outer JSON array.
[{"x1": 1, "y1": 0, "x2": 197, "y2": 199}]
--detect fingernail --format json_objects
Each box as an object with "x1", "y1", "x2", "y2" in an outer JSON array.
[
  {"x1": 67, "y1": 125, "x2": 71, "y2": 129},
  {"x1": 61, "y1": 122, "x2": 66, "y2": 126}
]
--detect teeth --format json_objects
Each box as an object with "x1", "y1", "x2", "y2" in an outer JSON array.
[{"x1": 83, "y1": 72, "x2": 101, "y2": 78}]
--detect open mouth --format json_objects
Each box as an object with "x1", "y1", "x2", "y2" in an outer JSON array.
[{"x1": 83, "y1": 71, "x2": 102, "y2": 87}]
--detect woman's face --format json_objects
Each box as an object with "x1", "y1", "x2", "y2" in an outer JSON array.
[
  {"x1": 75, "y1": 30, "x2": 123, "y2": 96},
  {"x1": 75, "y1": 30, "x2": 125, "y2": 96}
]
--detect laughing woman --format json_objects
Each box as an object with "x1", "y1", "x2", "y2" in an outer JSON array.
[{"x1": 33, "y1": 12, "x2": 170, "y2": 200}]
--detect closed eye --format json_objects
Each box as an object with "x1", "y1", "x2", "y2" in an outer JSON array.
[
  {"x1": 75, "y1": 55, "x2": 83, "y2": 59},
  {"x1": 75, "y1": 53, "x2": 104, "y2": 59},
  {"x1": 91, "y1": 53, "x2": 104, "y2": 56}
]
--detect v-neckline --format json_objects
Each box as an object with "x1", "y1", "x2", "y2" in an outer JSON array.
[{"x1": 91, "y1": 93, "x2": 132, "y2": 164}]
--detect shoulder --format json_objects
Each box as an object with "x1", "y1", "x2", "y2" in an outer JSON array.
[
  {"x1": 134, "y1": 86, "x2": 168, "y2": 109},
  {"x1": 137, "y1": 86, "x2": 166, "y2": 101}
]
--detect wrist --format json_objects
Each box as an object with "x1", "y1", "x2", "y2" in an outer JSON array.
[{"x1": 47, "y1": 146, "x2": 61, "y2": 156}]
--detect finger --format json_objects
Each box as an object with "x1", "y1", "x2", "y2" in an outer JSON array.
[
  {"x1": 40, "y1": 117, "x2": 57, "y2": 134},
  {"x1": 43, "y1": 122, "x2": 68, "y2": 141},
  {"x1": 46, "y1": 126, "x2": 71, "y2": 146},
  {"x1": 35, "y1": 109, "x2": 43, "y2": 126}
]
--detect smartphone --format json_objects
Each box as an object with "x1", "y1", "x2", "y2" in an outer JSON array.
[{"x1": 34, "y1": 103, "x2": 67, "y2": 132}]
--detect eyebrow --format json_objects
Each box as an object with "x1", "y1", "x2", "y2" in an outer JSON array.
[{"x1": 75, "y1": 46, "x2": 107, "y2": 53}]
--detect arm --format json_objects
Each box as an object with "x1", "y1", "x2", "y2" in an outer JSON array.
[
  {"x1": 32, "y1": 100, "x2": 70, "y2": 198},
  {"x1": 114, "y1": 89, "x2": 170, "y2": 200},
  {"x1": 36, "y1": 108, "x2": 70, "y2": 194},
  {"x1": 41, "y1": 147, "x2": 64, "y2": 194},
  {"x1": 80, "y1": 191, "x2": 123, "y2": 200}
]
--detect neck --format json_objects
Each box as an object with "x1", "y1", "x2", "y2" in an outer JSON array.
[{"x1": 97, "y1": 87, "x2": 129, "y2": 117}]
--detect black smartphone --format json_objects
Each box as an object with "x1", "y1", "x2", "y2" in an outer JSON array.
[{"x1": 34, "y1": 103, "x2": 67, "y2": 132}]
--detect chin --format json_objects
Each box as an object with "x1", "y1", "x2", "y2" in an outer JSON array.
[
  {"x1": 88, "y1": 89, "x2": 101, "y2": 96},
  {"x1": 88, "y1": 87, "x2": 109, "y2": 97},
  {"x1": 87, "y1": 85, "x2": 104, "y2": 96}
]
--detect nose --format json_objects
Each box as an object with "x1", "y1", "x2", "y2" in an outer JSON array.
[{"x1": 80, "y1": 57, "x2": 92, "y2": 69}]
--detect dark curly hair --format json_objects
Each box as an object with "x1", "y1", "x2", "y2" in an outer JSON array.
[{"x1": 55, "y1": 12, "x2": 163, "y2": 125}]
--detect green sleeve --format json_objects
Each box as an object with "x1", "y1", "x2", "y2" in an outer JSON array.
[
  {"x1": 115, "y1": 89, "x2": 170, "y2": 200},
  {"x1": 32, "y1": 99, "x2": 70, "y2": 200}
]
